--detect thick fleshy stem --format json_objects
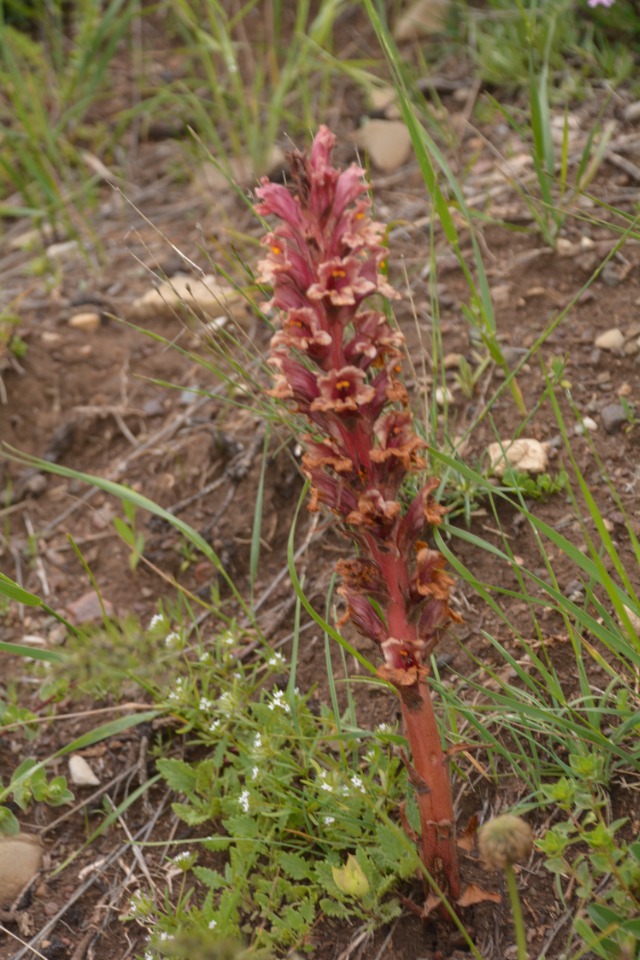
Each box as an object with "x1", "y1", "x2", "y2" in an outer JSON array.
[{"x1": 255, "y1": 126, "x2": 461, "y2": 904}]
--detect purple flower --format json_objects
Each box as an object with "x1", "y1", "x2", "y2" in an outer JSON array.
[{"x1": 588, "y1": 0, "x2": 615, "y2": 6}]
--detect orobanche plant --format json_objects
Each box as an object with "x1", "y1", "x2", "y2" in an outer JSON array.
[{"x1": 255, "y1": 126, "x2": 464, "y2": 907}]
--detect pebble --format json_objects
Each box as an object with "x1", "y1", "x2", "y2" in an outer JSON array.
[
  {"x1": 23, "y1": 473, "x2": 47, "y2": 497},
  {"x1": 574, "y1": 417, "x2": 597, "y2": 435},
  {"x1": 442, "y1": 352, "x2": 463, "y2": 370},
  {"x1": 69, "y1": 755, "x2": 101, "y2": 787},
  {"x1": 601, "y1": 403, "x2": 628, "y2": 434},
  {"x1": 435, "y1": 386, "x2": 453, "y2": 406},
  {"x1": 624, "y1": 338, "x2": 640, "y2": 356},
  {"x1": 0, "y1": 834, "x2": 43, "y2": 905},
  {"x1": 68, "y1": 312, "x2": 101, "y2": 332},
  {"x1": 594, "y1": 328, "x2": 624, "y2": 352},
  {"x1": 487, "y1": 438, "x2": 549, "y2": 477},
  {"x1": 624, "y1": 100, "x2": 640, "y2": 123}
]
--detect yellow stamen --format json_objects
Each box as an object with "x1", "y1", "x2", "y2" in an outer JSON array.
[
  {"x1": 271, "y1": 245, "x2": 282, "y2": 255},
  {"x1": 336, "y1": 380, "x2": 351, "y2": 390},
  {"x1": 332, "y1": 269, "x2": 347, "y2": 278}
]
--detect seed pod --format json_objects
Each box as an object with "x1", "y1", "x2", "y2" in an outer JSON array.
[{"x1": 478, "y1": 815, "x2": 533, "y2": 869}]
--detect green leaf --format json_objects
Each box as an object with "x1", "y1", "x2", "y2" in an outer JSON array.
[
  {"x1": 319, "y1": 897, "x2": 350, "y2": 919},
  {"x1": 277, "y1": 851, "x2": 314, "y2": 881},
  {"x1": 192, "y1": 866, "x2": 227, "y2": 890},
  {"x1": 0, "y1": 805, "x2": 20, "y2": 836},
  {"x1": 171, "y1": 801, "x2": 212, "y2": 826},
  {"x1": 156, "y1": 758, "x2": 198, "y2": 795},
  {"x1": 0, "y1": 640, "x2": 65, "y2": 663}
]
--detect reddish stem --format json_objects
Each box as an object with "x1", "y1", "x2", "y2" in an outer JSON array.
[{"x1": 399, "y1": 678, "x2": 461, "y2": 903}]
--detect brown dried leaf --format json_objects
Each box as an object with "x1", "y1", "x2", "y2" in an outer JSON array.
[
  {"x1": 457, "y1": 883, "x2": 501, "y2": 908},
  {"x1": 456, "y1": 814, "x2": 479, "y2": 852}
]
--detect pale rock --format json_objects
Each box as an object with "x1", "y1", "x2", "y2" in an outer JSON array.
[
  {"x1": 394, "y1": 0, "x2": 450, "y2": 40},
  {"x1": 351, "y1": 120, "x2": 412, "y2": 173},
  {"x1": 69, "y1": 755, "x2": 100, "y2": 787},
  {"x1": 490, "y1": 283, "x2": 512, "y2": 304},
  {"x1": 68, "y1": 312, "x2": 101, "y2": 332},
  {"x1": 442, "y1": 352, "x2": 463, "y2": 370},
  {"x1": 435, "y1": 386, "x2": 453, "y2": 406},
  {"x1": 594, "y1": 328, "x2": 624, "y2": 353},
  {"x1": 621, "y1": 604, "x2": 640, "y2": 635},
  {"x1": 556, "y1": 237, "x2": 576, "y2": 257},
  {"x1": 41, "y1": 331, "x2": 63, "y2": 347},
  {"x1": 46, "y1": 240, "x2": 78, "y2": 260},
  {"x1": 9, "y1": 225, "x2": 57, "y2": 251},
  {"x1": 574, "y1": 417, "x2": 598, "y2": 435},
  {"x1": 368, "y1": 84, "x2": 400, "y2": 118},
  {"x1": 64, "y1": 590, "x2": 114, "y2": 624},
  {"x1": 192, "y1": 144, "x2": 285, "y2": 192},
  {"x1": 131, "y1": 275, "x2": 244, "y2": 322},
  {"x1": 487, "y1": 438, "x2": 549, "y2": 477},
  {"x1": 0, "y1": 834, "x2": 43, "y2": 906},
  {"x1": 624, "y1": 101, "x2": 640, "y2": 123}
]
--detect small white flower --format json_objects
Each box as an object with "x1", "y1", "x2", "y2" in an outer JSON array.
[
  {"x1": 324, "y1": 816, "x2": 335, "y2": 825},
  {"x1": 172, "y1": 851, "x2": 191, "y2": 865},
  {"x1": 218, "y1": 690, "x2": 236, "y2": 712},
  {"x1": 238, "y1": 789, "x2": 250, "y2": 813},
  {"x1": 209, "y1": 718, "x2": 221, "y2": 733},
  {"x1": 199, "y1": 651, "x2": 212, "y2": 663},
  {"x1": 144, "y1": 952, "x2": 154, "y2": 960},
  {"x1": 251, "y1": 766, "x2": 259, "y2": 780},
  {"x1": 159, "y1": 932, "x2": 173, "y2": 941},
  {"x1": 318, "y1": 771, "x2": 333, "y2": 793},
  {"x1": 376, "y1": 723, "x2": 392, "y2": 733},
  {"x1": 268, "y1": 689, "x2": 290, "y2": 713},
  {"x1": 268, "y1": 652, "x2": 286, "y2": 668},
  {"x1": 208, "y1": 919, "x2": 217, "y2": 930},
  {"x1": 199, "y1": 697, "x2": 214, "y2": 711},
  {"x1": 220, "y1": 630, "x2": 235, "y2": 646},
  {"x1": 165, "y1": 631, "x2": 181, "y2": 648},
  {"x1": 148, "y1": 613, "x2": 165, "y2": 630},
  {"x1": 351, "y1": 775, "x2": 366, "y2": 793}
]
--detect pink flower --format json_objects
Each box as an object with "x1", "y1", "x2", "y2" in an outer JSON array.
[
  {"x1": 311, "y1": 366, "x2": 376, "y2": 414},
  {"x1": 588, "y1": 0, "x2": 615, "y2": 6}
]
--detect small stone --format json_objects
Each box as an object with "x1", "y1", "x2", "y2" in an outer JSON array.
[
  {"x1": 601, "y1": 263, "x2": 623, "y2": 287},
  {"x1": 624, "y1": 338, "x2": 640, "y2": 357},
  {"x1": 23, "y1": 474, "x2": 47, "y2": 497},
  {"x1": 0, "y1": 834, "x2": 43, "y2": 906},
  {"x1": 435, "y1": 387, "x2": 453, "y2": 406},
  {"x1": 68, "y1": 312, "x2": 101, "y2": 332},
  {"x1": 624, "y1": 100, "x2": 640, "y2": 123},
  {"x1": 487, "y1": 439, "x2": 549, "y2": 477},
  {"x1": 46, "y1": 239, "x2": 78, "y2": 260},
  {"x1": 556, "y1": 237, "x2": 576, "y2": 256},
  {"x1": 41, "y1": 331, "x2": 63, "y2": 347},
  {"x1": 574, "y1": 416, "x2": 598, "y2": 435},
  {"x1": 65, "y1": 590, "x2": 114, "y2": 625},
  {"x1": 601, "y1": 403, "x2": 628, "y2": 434},
  {"x1": 442, "y1": 352, "x2": 463, "y2": 370},
  {"x1": 131, "y1": 275, "x2": 244, "y2": 322},
  {"x1": 142, "y1": 398, "x2": 165, "y2": 417},
  {"x1": 351, "y1": 120, "x2": 412, "y2": 172},
  {"x1": 594, "y1": 328, "x2": 624, "y2": 352},
  {"x1": 69, "y1": 755, "x2": 100, "y2": 787}
]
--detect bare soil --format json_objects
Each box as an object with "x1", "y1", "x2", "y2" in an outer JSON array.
[{"x1": 1, "y1": 14, "x2": 640, "y2": 960}]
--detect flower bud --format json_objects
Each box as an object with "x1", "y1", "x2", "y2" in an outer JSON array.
[
  {"x1": 478, "y1": 815, "x2": 533, "y2": 869},
  {"x1": 331, "y1": 853, "x2": 370, "y2": 897}
]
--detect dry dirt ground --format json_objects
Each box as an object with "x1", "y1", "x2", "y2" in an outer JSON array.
[{"x1": 1, "y1": 19, "x2": 640, "y2": 960}]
